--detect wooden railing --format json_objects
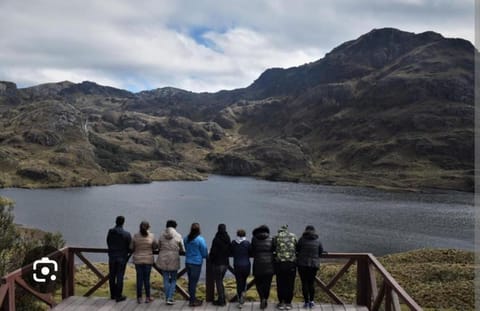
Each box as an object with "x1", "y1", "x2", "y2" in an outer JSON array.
[{"x1": 0, "y1": 247, "x2": 422, "y2": 311}]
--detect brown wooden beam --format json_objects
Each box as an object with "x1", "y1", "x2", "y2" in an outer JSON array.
[
  {"x1": 315, "y1": 276, "x2": 344, "y2": 305},
  {"x1": 326, "y1": 258, "x2": 355, "y2": 289},
  {"x1": 74, "y1": 252, "x2": 104, "y2": 280},
  {"x1": 83, "y1": 275, "x2": 109, "y2": 297},
  {"x1": 14, "y1": 278, "x2": 56, "y2": 307}
]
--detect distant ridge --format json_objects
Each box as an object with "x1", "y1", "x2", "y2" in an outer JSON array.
[{"x1": 0, "y1": 28, "x2": 474, "y2": 191}]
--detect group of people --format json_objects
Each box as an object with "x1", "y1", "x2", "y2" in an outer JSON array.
[{"x1": 106, "y1": 216, "x2": 324, "y2": 309}]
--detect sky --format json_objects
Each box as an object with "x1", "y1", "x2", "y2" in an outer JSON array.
[{"x1": 0, "y1": 0, "x2": 475, "y2": 93}]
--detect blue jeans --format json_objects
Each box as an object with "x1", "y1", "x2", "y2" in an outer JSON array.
[
  {"x1": 186, "y1": 263, "x2": 202, "y2": 303},
  {"x1": 135, "y1": 264, "x2": 152, "y2": 298},
  {"x1": 162, "y1": 270, "x2": 178, "y2": 300}
]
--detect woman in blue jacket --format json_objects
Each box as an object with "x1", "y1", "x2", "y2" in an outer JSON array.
[{"x1": 184, "y1": 223, "x2": 208, "y2": 307}]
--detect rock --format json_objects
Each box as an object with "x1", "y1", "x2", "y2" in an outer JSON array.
[
  {"x1": 0, "y1": 81, "x2": 20, "y2": 105},
  {"x1": 128, "y1": 172, "x2": 151, "y2": 184},
  {"x1": 17, "y1": 167, "x2": 62, "y2": 182},
  {"x1": 23, "y1": 130, "x2": 61, "y2": 146},
  {"x1": 206, "y1": 153, "x2": 261, "y2": 175}
]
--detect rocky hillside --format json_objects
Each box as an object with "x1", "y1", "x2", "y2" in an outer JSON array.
[{"x1": 0, "y1": 28, "x2": 474, "y2": 191}]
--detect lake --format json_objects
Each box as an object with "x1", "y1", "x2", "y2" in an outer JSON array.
[{"x1": 0, "y1": 175, "x2": 474, "y2": 257}]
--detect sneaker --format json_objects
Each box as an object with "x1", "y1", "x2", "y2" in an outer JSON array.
[
  {"x1": 260, "y1": 299, "x2": 268, "y2": 309},
  {"x1": 309, "y1": 301, "x2": 315, "y2": 308},
  {"x1": 239, "y1": 293, "x2": 245, "y2": 305},
  {"x1": 277, "y1": 303, "x2": 286, "y2": 310},
  {"x1": 136, "y1": 297, "x2": 142, "y2": 304},
  {"x1": 213, "y1": 300, "x2": 226, "y2": 306},
  {"x1": 303, "y1": 302, "x2": 309, "y2": 308},
  {"x1": 285, "y1": 303, "x2": 293, "y2": 310},
  {"x1": 166, "y1": 299, "x2": 175, "y2": 305},
  {"x1": 116, "y1": 296, "x2": 127, "y2": 302},
  {"x1": 145, "y1": 297, "x2": 154, "y2": 303},
  {"x1": 189, "y1": 300, "x2": 203, "y2": 307}
]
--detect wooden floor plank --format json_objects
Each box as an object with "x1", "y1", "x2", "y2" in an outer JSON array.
[
  {"x1": 56, "y1": 296, "x2": 89, "y2": 310},
  {"x1": 53, "y1": 296, "x2": 79, "y2": 310},
  {"x1": 53, "y1": 297, "x2": 368, "y2": 311}
]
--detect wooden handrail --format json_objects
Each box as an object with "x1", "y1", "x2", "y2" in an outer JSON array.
[{"x1": 0, "y1": 248, "x2": 422, "y2": 311}]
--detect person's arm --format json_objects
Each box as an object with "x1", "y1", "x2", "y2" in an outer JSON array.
[
  {"x1": 208, "y1": 238, "x2": 216, "y2": 261},
  {"x1": 151, "y1": 235, "x2": 158, "y2": 252},
  {"x1": 319, "y1": 242, "x2": 325, "y2": 255},
  {"x1": 179, "y1": 237, "x2": 186, "y2": 255},
  {"x1": 129, "y1": 236, "x2": 135, "y2": 253},
  {"x1": 106, "y1": 229, "x2": 112, "y2": 248},
  {"x1": 200, "y1": 237, "x2": 208, "y2": 259}
]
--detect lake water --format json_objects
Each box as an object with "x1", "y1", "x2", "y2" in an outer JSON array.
[{"x1": 0, "y1": 175, "x2": 474, "y2": 257}]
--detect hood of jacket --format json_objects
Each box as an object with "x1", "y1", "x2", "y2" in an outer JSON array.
[
  {"x1": 253, "y1": 225, "x2": 270, "y2": 240},
  {"x1": 302, "y1": 230, "x2": 319, "y2": 240},
  {"x1": 163, "y1": 227, "x2": 176, "y2": 240}
]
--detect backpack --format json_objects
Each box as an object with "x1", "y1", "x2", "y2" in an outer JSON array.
[{"x1": 274, "y1": 230, "x2": 297, "y2": 262}]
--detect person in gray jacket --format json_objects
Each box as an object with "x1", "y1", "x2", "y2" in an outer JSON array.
[
  {"x1": 156, "y1": 220, "x2": 185, "y2": 305},
  {"x1": 296, "y1": 225, "x2": 324, "y2": 308}
]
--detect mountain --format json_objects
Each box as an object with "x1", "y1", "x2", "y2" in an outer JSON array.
[{"x1": 0, "y1": 28, "x2": 474, "y2": 191}]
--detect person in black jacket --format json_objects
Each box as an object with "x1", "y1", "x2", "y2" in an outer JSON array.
[
  {"x1": 209, "y1": 223, "x2": 231, "y2": 306},
  {"x1": 251, "y1": 225, "x2": 274, "y2": 309},
  {"x1": 106, "y1": 215, "x2": 132, "y2": 302},
  {"x1": 231, "y1": 229, "x2": 251, "y2": 308},
  {"x1": 296, "y1": 225, "x2": 324, "y2": 308}
]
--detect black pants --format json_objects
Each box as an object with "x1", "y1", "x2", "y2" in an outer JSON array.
[
  {"x1": 275, "y1": 262, "x2": 296, "y2": 304},
  {"x1": 108, "y1": 257, "x2": 127, "y2": 299},
  {"x1": 234, "y1": 264, "x2": 251, "y2": 298},
  {"x1": 255, "y1": 274, "x2": 273, "y2": 300},
  {"x1": 213, "y1": 264, "x2": 228, "y2": 302},
  {"x1": 298, "y1": 266, "x2": 318, "y2": 303}
]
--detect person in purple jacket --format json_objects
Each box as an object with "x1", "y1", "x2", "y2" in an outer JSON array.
[{"x1": 184, "y1": 223, "x2": 208, "y2": 307}]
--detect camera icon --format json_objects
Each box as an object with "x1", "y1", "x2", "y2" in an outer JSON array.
[{"x1": 33, "y1": 257, "x2": 58, "y2": 283}]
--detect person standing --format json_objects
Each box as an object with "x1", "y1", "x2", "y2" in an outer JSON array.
[
  {"x1": 157, "y1": 219, "x2": 185, "y2": 305},
  {"x1": 251, "y1": 225, "x2": 274, "y2": 310},
  {"x1": 131, "y1": 221, "x2": 157, "y2": 304},
  {"x1": 209, "y1": 223, "x2": 231, "y2": 306},
  {"x1": 184, "y1": 223, "x2": 208, "y2": 307},
  {"x1": 106, "y1": 215, "x2": 132, "y2": 302},
  {"x1": 231, "y1": 229, "x2": 251, "y2": 308},
  {"x1": 273, "y1": 225, "x2": 297, "y2": 310},
  {"x1": 296, "y1": 225, "x2": 324, "y2": 308}
]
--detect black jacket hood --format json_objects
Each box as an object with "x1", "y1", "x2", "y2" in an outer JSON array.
[{"x1": 253, "y1": 225, "x2": 270, "y2": 240}]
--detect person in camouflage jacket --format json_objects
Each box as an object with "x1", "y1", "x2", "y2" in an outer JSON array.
[{"x1": 272, "y1": 225, "x2": 297, "y2": 310}]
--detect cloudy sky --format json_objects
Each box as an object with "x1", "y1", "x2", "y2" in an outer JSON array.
[{"x1": 0, "y1": 0, "x2": 474, "y2": 93}]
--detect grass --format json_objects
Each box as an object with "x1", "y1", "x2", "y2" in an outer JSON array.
[{"x1": 72, "y1": 249, "x2": 474, "y2": 310}]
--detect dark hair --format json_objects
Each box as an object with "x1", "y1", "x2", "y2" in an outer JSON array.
[
  {"x1": 305, "y1": 225, "x2": 315, "y2": 232},
  {"x1": 237, "y1": 229, "x2": 246, "y2": 237},
  {"x1": 140, "y1": 221, "x2": 150, "y2": 237},
  {"x1": 166, "y1": 220, "x2": 177, "y2": 228},
  {"x1": 218, "y1": 223, "x2": 226, "y2": 232},
  {"x1": 115, "y1": 216, "x2": 125, "y2": 226},
  {"x1": 188, "y1": 223, "x2": 201, "y2": 242}
]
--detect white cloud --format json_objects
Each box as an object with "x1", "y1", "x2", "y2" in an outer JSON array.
[{"x1": 0, "y1": 0, "x2": 474, "y2": 92}]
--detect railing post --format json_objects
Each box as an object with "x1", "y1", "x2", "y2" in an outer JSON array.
[
  {"x1": 7, "y1": 279, "x2": 15, "y2": 311},
  {"x1": 205, "y1": 259, "x2": 214, "y2": 302},
  {"x1": 62, "y1": 248, "x2": 75, "y2": 299},
  {"x1": 356, "y1": 256, "x2": 372, "y2": 308}
]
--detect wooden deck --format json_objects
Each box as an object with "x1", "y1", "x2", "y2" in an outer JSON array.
[
  {"x1": 53, "y1": 297, "x2": 369, "y2": 311},
  {"x1": 1, "y1": 248, "x2": 422, "y2": 311}
]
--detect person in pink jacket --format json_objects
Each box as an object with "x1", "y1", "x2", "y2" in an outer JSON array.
[{"x1": 131, "y1": 221, "x2": 157, "y2": 304}]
